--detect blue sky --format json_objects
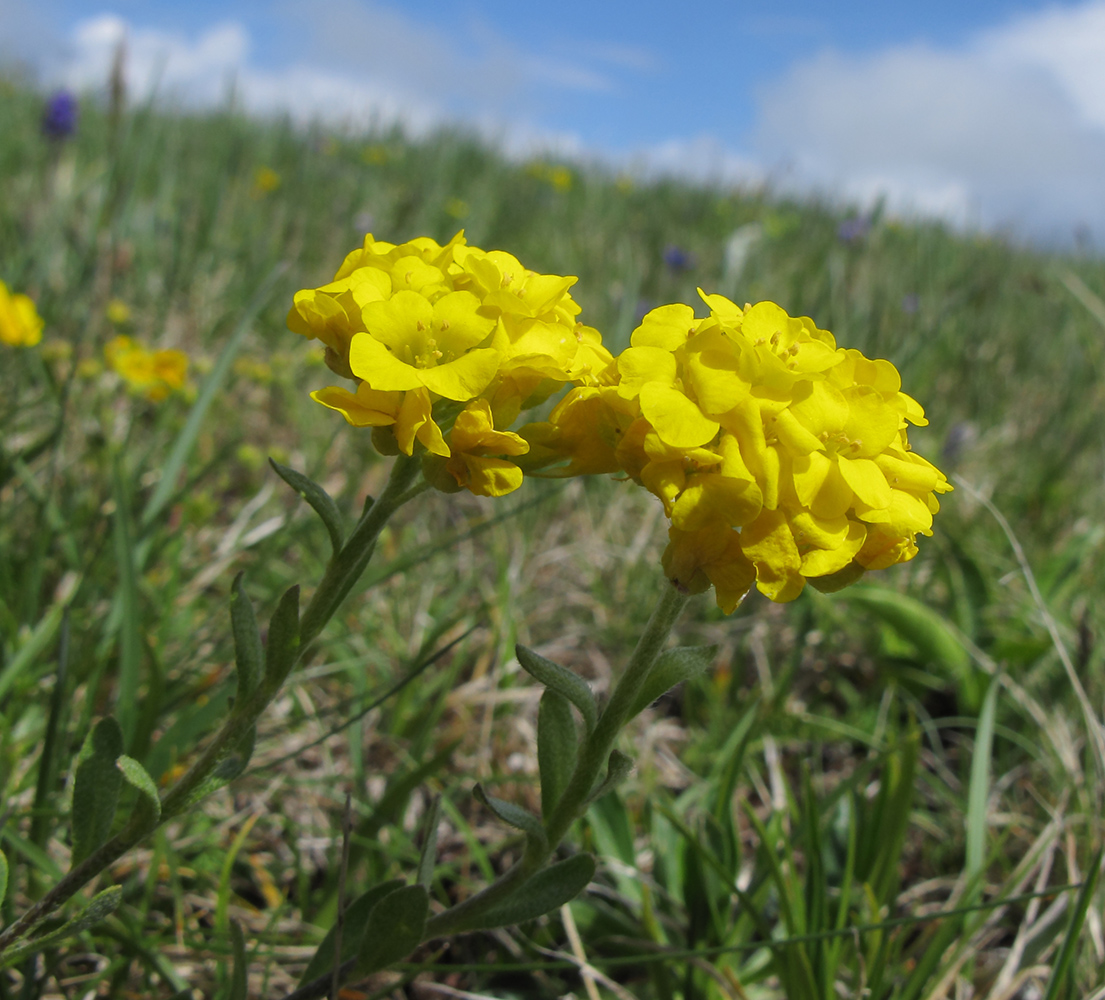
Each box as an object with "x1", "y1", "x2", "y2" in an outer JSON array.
[{"x1": 4, "y1": 1, "x2": 1105, "y2": 242}]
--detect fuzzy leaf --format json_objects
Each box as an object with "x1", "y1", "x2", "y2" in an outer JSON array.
[
  {"x1": 229, "y1": 573, "x2": 262, "y2": 703},
  {"x1": 298, "y1": 880, "x2": 405, "y2": 986},
  {"x1": 473, "y1": 784, "x2": 547, "y2": 851},
  {"x1": 0, "y1": 887, "x2": 123, "y2": 970},
  {"x1": 628, "y1": 645, "x2": 717, "y2": 719},
  {"x1": 538, "y1": 689, "x2": 577, "y2": 819},
  {"x1": 354, "y1": 884, "x2": 428, "y2": 976},
  {"x1": 270, "y1": 459, "x2": 345, "y2": 556},
  {"x1": 516, "y1": 645, "x2": 597, "y2": 733},
  {"x1": 263, "y1": 585, "x2": 301, "y2": 689},
  {"x1": 462, "y1": 854, "x2": 596, "y2": 931},
  {"x1": 70, "y1": 717, "x2": 124, "y2": 866},
  {"x1": 116, "y1": 755, "x2": 161, "y2": 831}
]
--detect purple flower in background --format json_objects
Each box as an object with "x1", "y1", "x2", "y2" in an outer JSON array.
[
  {"x1": 901, "y1": 294, "x2": 920, "y2": 314},
  {"x1": 837, "y1": 216, "x2": 869, "y2": 243},
  {"x1": 42, "y1": 90, "x2": 79, "y2": 139},
  {"x1": 663, "y1": 244, "x2": 695, "y2": 272}
]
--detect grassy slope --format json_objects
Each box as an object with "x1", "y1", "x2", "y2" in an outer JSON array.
[{"x1": 1, "y1": 84, "x2": 1104, "y2": 998}]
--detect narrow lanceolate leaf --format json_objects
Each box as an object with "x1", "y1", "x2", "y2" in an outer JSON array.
[
  {"x1": 516, "y1": 645, "x2": 597, "y2": 733},
  {"x1": 0, "y1": 849, "x2": 8, "y2": 907},
  {"x1": 586, "y1": 750, "x2": 634, "y2": 805},
  {"x1": 263, "y1": 585, "x2": 301, "y2": 689},
  {"x1": 417, "y1": 795, "x2": 444, "y2": 890},
  {"x1": 297, "y1": 880, "x2": 404, "y2": 987},
  {"x1": 0, "y1": 887, "x2": 123, "y2": 970},
  {"x1": 965, "y1": 677, "x2": 1000, "y2": 889},
  {"x1": 462, "y1": 854, "x2": 597, "y2": 931},
  {"x1": 227, "y1": 920, "x2": 248, "y2": 1000},
  {"x1": 473, "y1": 784, "x2": 547, "y2": 852},
  {"x1": 71, "y1": 717, "x2": 125, "y2": 866},
  {"x1": 354, "y1": 884, "x2": 428, "y2": 977},
  {"x1": 628, "y1": 645, "x2": 717, "y2": 720},
  {"x1": 112, "y1": 455, "x2": 143, "y2": 752},
  {"x1": 270, "y1": 460, "x2": 345, "y2": 556},
  {"x1": 116, "y1": 755, "x2": 161, "y2": 831},
  {"x1": 229, "y1": 573, "x2": 262, "y2": 704},
  {"x1": 538, "y1": 689, "x2": 577, "y2": 819}
]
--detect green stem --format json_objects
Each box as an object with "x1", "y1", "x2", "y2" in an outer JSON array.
[
  {"x1": 423, "y1": 583, "x2": 691, "y2": 940},
  {"x1": 0, "y1": 454, "x2": 426, "y2": 956}
]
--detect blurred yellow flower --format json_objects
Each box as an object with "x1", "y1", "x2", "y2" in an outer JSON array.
[
  {"x1": 252, "y1": 166, "x2": 281, "y2": 197},
  {"x1": 0, "y1": 280, "x2": 44, "y2": 347},
  {"x1": 105, "y1": 335, "x2": 189, "y2": 402},
  {"x1": 289, "y1": 231, "x2": 613, "y2": 497},
  {"x1": 521, "y1": 294, "x2": 950, "y2": 610},
  {"x1": 526, "y1": 162, "x2": 573, "y2": 191},
  {"x1": 445, "y1": 197, "x2": 469, "y2": 219},
  {"x1": 362, "y1": 144, "x2": 389, "y2": 166},
  {"x1": 106, "y1": 298, "x2": 131, "y2": 324}
]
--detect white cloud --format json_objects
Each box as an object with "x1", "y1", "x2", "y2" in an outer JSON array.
[{"x1": 754, "y1": 1, "x2": 1105, "y2": 240}]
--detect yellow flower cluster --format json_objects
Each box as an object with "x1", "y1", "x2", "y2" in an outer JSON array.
[
  {"x1": 105, "y1": 336, "x2": 189, "y2": 402},
  {"x1": 522, "y1": 294, "x2": 950, "y2": 610},
  {"x1": 0, "y1": 280, "x2": 44, "y2": 347},
  {"x1": 288, "y1": 232, "x2": 612, "y2": 497}
]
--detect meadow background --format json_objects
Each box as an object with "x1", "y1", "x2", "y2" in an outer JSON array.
[{"x1": 1, "y1": 77, "x2": 1104, "y2": 999}]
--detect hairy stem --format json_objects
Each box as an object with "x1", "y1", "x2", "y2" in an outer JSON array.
[{"x1": 423, "y1": 584, "x2": 690, "y2": 940}]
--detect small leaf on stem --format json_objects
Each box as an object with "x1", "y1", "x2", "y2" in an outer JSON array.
[
  {"x1": 269, "y1": 459, "x2": 345, "y2": 556},
  {"x1": 516, "y1": 645, "x2": 597, "y2": 733}
]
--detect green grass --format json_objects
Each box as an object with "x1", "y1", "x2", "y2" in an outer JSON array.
[{"x1": 1, "y1": 79, "x2": 1104, "y2": 998}]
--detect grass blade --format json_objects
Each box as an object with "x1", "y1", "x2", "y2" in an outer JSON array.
[{"x1": 141, "y1": 262, "x2": 287, "y2": 529}]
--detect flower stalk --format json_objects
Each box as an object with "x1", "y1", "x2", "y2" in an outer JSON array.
[{"x1": 422, "y1": 583, "x2": 690, "y2": 939}]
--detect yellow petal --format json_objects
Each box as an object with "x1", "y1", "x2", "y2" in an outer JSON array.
[
  {"x1": 348, "y1": 332, "x2": 424, "y2": 391},
  {"x1": 418, "y1": 348, "x2": 501, "y2": 400},
  {"x1": 311, "y1": 385, "x2": 400, "y2": 427},
  {"x1": 631, "y1": 303, "x2": 698, "y2": 349},
  {"x1": 837, "y1": 456, "x2": 892, "y2": 509},
  {"x1": 800, "y1": 520, "x2": 866, "y2": 577},
  {"x1": 616, "y1": 346, "x2": 679, "y2": 399},
  {"x1": 639, "y1": 383, "x2": 719, "y2": 448}
]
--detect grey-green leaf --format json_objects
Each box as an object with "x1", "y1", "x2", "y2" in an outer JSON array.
[
  {"x1": 354, "y1": 884, "x2": 428, "y2": 977},
  {"x1": 462, "y1": 853, "x2": 596, "y2": 931},
  {"x1": 516, "y1": 645, "x2": 597, "y2": 733},
  {"x1": 71, "y1": 717, "x2": 125, "y2": 866},
  {"x1": 538, "y1": 690, "x2": 577, "y2": 819},
  {"x1": 586, "y1": 749, "x2": 634, "y2": 805},
  {"x1": 270, "y1": 459, "x2": 345, "y2": 556},
  {"x1": 116, "y1": 755, "x2": 161, "y2": 831},
  {"x1": 230, "y1": 573, "x2": 262, "y2": 703},
  {"x1": 297, "y1": 879, "x2": 405, "y2": 987},
  {"x1": 628, "y1": 645, "x2": 718, "y2": 719},
  {"x1": 263, "y1": 585, "x2": 301, "y2": 689},
  {"x1": 473, "y1": 784, "x2": 547, "y2": 851},
  {"x1": 0, "y1": 887, "x2": 123, "y2": 969}
]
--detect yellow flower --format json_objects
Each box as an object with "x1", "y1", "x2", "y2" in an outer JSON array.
[
  {"x1": 252, "y1": 166, "x2": 281, "y2": 197},
  {"x1": 106, "y1": 298, "x2": 131, "y2": 324},
  {"x1": 105, "y1": 335, "x2": 189, "y2": 402},
  {"x1": 0, "y1": 281, "x2": 44, "y2": 347},
  {"x1": 522, "y1": 293, "x2": 950, "y2": 609},
  {"x1": 290, "y1": 232, "x2": 612, "y2": 498}
]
